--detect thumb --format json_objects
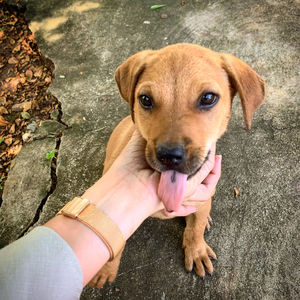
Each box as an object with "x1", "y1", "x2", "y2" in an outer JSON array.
[{"x1": 115, "y1": 130, "x2": 148, "y2": 171}]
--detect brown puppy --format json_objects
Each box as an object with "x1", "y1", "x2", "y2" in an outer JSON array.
[{"x1": 89, "y1": 43, "x2": 265, "y2": 287}]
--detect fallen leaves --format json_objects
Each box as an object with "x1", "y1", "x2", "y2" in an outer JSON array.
[
  {"x1": 0, "y1": 116, "x2": 10, "y2": 126},
  {"x1": 9, "y1": 123, "x2": 15, "y2": 134},
  {"x1": 0, "y1": 106, "x2": 8, "y2": 114},
  {"x1": 11, "y1": 101, "x2": 32, "y2": 112},
  {"x1": 2, "y1": 77, "x2": 21, "y2": 92},
  {"x1": 8, "y1": 56, "x2": 18, "y2": 64},
  {"x1": 4, "y1": 135, "x2": 12, "y2": 146},
  {"x1": 0, "y1": 2, "x2": 59, "y2": 198},
  {"x1": 7, "y1": 143, "x2": 22, "y2": 156}
]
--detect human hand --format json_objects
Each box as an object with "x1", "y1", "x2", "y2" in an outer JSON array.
[
  {"x1": 82, "y1": 130, "x2": 162, "y2": 239},
  {"x1": 101, "y1": 131, "x2": 221, "y2": 216},
  {"x1": 83, "y1": 131, "x2": 221, "y2": 238}
]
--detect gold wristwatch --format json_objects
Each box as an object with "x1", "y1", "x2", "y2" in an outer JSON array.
[{"x1": 57, "y1": 197, "x2": 125, "y2": 261}]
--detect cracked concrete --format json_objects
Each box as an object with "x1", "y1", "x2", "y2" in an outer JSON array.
[
  {"x1": 1, "y1": 0, "x2": 299, "y2": 299},
  {"x1": 0, "y1": 137, "x2": 55, "y2": 246}
]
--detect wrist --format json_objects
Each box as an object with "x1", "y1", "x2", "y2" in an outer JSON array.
[{"x1": 82, "y1": 173, "x2": 158, "y2": 240}]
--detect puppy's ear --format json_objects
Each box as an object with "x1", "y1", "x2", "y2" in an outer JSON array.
[
  {"x1": 114, "y1": 50, "x2": 153, "y2": 121},
  {"x1": 221, "y1": 54, "x2": 266, "y2": 130}
]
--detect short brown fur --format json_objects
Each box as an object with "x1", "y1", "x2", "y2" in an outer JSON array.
[{"x1": 89, "y1": 44, "x2": 265, "y2": 287}]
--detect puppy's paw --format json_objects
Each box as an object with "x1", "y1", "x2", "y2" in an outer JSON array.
[
  {"x1": 183, "y1": 239, "x2": 216, "y2": 277},
  {"x1": 89, "y1": 262, "x2": 118, "y2": 288}
]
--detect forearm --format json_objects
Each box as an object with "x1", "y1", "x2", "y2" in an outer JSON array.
[
  {"x1": 45, "y1": 173, "x2": 158, "y2": 286},
  {"x1": 45, "y1": 215, "x2": 110, "y2": 286}
]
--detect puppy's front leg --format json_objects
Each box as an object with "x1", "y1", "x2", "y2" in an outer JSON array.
[
  {"x1": 183, "y1": 198, "x2": 216, "y2": 277},
  {"x1": 89, "y1": 246, "x2": 125, "y2": 288}
]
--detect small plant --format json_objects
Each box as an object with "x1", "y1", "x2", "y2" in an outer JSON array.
[
  {"x1": 46, "y1": 149, "x2": 57, "y2": 160},
  {"x1": 46, "y1": 149, "x2": 57, "y2": 169},
  {"x1": 0, "y1": 176, "x2": 5, "y2": 190}
]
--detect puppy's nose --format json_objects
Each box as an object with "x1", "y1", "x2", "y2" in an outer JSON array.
[{"x1": 156, "y1": 145, "x2": 186, "y2": 167}]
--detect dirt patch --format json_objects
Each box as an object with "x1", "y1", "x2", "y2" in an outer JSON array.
[{"x1": 0, "y1": 0, "x2": 59, "y2": 201}]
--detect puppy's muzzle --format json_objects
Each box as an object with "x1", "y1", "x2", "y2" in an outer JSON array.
[{"x1": 156, "y1": 145, "x2": 186, "y2": 169}]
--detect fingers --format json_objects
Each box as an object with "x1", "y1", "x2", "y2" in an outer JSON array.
[
  {"x1": 202, "y1": 155, "x2": 222, "y2": 187},
  {"x1": 123, "y1": 131, "x2": 146, "y2": 158},
  {"x1": 114, "y1": 130, "x2": 148, "y2": 171},
  {"x1": 162, "y1": 205, "x2": 196, "y2": 217},
  {"x1": 184, "y1": 143, "x2": 216, "y2": 199},
  {"x1": 191, "y1": 143, "x2": 216, "y2": 185},
  {"x1": 186, "y1": 155, "x2": 222, "y2": 202}
]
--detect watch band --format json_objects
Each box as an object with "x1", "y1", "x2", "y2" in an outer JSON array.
[{"x1": 57, "y1": 197, "x2": 125, "y2": 261}]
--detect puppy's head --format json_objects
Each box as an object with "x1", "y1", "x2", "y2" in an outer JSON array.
[{"x1": 115, "y1": 44, "x2": 265, "y2": 175}]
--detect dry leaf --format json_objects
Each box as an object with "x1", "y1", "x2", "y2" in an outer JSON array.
[
  {"x1": 4, "y1": 136, "x2": 13, "y2": 146},
  {"x1": 3, "y1": 77, "x2": 21, "y2": 92},
  {"x1": 12, "y1": 101, "x2": 32, "y2": 112},
  {"x1": 234, "y1": 187, "x2": 239, "y2": 197},
  {"x1": 15, "y1": 118, "x2": 22, "y2": 126},
  {"x1": 31, "y1": 100, "x2": 39, "y2": 110},
  {"x1": 34, "y1": 66, "x2": 43, "y2": 78},
  {"x1": 13, "y1": 139, "x2": 21, "y2": 145},
  {"x1": 8, "y1": 56, "x2": 18, "y2": 64},
  {"x1": 0, "y1": 107, "x2": 9, "y2": 114},
  {"x1": 19, "y1": 74, "x2": 26, "y2": 84},
  {"x1": 22, "y1": 132, "x2": 32, "y2": 143},
  {"x1": 8, "y1": 144, "x2": 22, "y2": 156},
  {"x1": 23, "y1": 101, "x2": 32, "y2": 111},
  {"x1": 12, "y1": 44, "x2": 21, "y2": 53},
  {"x1": 45, "y1": 77, "x2": 51, "y2": 83},
  {"x1": 9, "y1": 124, "x2": 15, "y2": 134},
  {"x1": 0, "y1": 116, "x2": 10, "y2": 126}
]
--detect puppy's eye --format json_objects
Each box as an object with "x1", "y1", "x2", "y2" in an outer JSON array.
[
  {"x1": 198, "y1": 92, "x2": 219, "y2": 109},
  {"x1": 138, "y1": 94, "x2": 153, "y2": 109}
]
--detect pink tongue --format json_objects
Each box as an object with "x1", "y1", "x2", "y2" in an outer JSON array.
[{"x1": 158, "y1": 171, "x2": 188, "y2": 212}]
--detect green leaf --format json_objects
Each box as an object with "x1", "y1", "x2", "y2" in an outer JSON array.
[
  {"x1": 150, "y1": 4, "x2": 166, "y2": 10},
  {"x1": 0, "y1": 176, "x2": 5, "y2": 190},
  {"x1": 46, "y1": 149, "x2": 57, "y2": 160},
  {"x1": 0, "y1": 137, "x2": 5, "y2": 144}
]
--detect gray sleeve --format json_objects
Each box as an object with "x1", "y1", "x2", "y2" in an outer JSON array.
[{"x1": 0, "y1": 226, "x2": 83, "y2": 300}]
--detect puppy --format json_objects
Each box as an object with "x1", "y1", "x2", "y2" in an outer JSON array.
[{"x1": 89, "y1": 43, "x2": 265, "y2": 287}]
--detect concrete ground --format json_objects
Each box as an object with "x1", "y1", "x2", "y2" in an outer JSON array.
[{"x1": 1, "y1": 0, "x2": 299, "y2": 299}]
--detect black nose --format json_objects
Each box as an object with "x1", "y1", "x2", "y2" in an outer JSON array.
[{"x1": 156, "y1": 145, "x2": 186, "y2": 167}]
